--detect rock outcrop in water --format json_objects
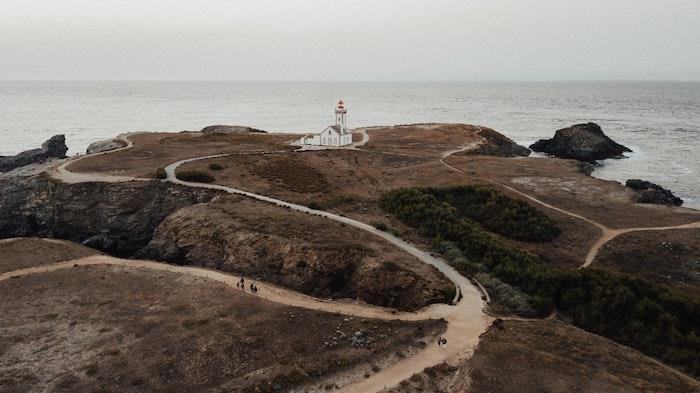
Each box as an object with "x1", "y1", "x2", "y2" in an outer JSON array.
[
  {"x1": 86, "y1": 138, "x2": 127, "y2": 154},
  {"x1": 530, "y1": 123, "x2": 631, "y2": 162},
  {"x1": 0, "y1": 135, "x2": 68, "y2": 172},
  {"x1": 626, "y1": 179, "x2": 683, "y2": 206},
  {"x1": 201, "y1": 125, "x2": 267, "y2": 134}
]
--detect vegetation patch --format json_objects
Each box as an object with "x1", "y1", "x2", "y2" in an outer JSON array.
[
  {"x1": 373, "y1": 222, "x2": 389, "y2": 231},
  {"x1": 421, "y1": 185, "x2": 560, "y2": 242},
  {"x1": 154, "y1": 167, "x2": 166, "y2": 179},
  {"x1": 379, "y1": 186, "x2": 700, "y2": 376},
  {"x1": 208, "y1": 163, "x2": 224, "y2": 171},
  {"x1": 175, "y1": 170, "x2": 215, "y2": 183}
]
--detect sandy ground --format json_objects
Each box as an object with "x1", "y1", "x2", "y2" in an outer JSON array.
[{"x1": 0, "y1": 263, "x2": 444, "y2": 393}]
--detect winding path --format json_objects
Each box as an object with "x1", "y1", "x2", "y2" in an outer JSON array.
[
  {"x1": 52, "y1": 134, "x2": 152, "y2": 184},
  {"x1": 20, "y1": 125, "x2": 700, "y2": 390},
  {"x1": 36, "y1": 130, "x2": 492, "y2": 392},
  {"x1": 439, "y1": 133, "x2": 700, "y2": 268}
]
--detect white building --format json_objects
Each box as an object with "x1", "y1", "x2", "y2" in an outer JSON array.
[{"x1": 302, "y1": 100, "x2": 352, "y2": 147}]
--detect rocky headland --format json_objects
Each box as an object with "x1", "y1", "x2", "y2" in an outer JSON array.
[
  {"x1": 467, "y1": 127, "x2": 531, "y2": 157},
  {"x1": 0, "y1": 135, "x2": 68, "y2": 172},
  {"x1": 530, "y1": 123, "x2": 632, "y2": 162},
  {"x1": 1, "y1": 123, "x2": 699, "y2": 392}
]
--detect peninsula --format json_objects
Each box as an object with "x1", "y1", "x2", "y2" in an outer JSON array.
[{"x1": 1, "y1": 121, "x2": 698, "y2": 393}]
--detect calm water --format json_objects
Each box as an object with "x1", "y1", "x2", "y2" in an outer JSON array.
[{"x1": 1, "y1": 81, "x2": 698, "y2": 208}]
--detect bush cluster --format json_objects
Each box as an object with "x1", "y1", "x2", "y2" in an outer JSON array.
[
  {"x1": 474, "y1": 272, "x2": 538, "y2": 317},
  {"x1": 154, "y1": 167, "x2": 166, "y2": 179},
  {"x1": 380, "y1": 186, "x2": 700, "y2": 376},
  {"x1": 208, "y1": 163, "x2": 224, "y2": 171},
  {"x1": 422, "y1": 185, "x2": 560, "y2": 242},
  {"x1": 175, "y1": 170, "x2": 215, "y2": 183},
  {"x1": 373, "y1": 222, "x2": 389, "y2": 231}
]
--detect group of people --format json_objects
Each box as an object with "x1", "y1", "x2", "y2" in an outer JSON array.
[
  {"x1": 235, "y1": 277, "x2": 260, "y2": 294},
  {"x1": 437, "y1": 336, "x2": 448, "y2": 348}
]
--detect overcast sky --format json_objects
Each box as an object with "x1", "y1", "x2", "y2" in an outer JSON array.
[{"x1": 1, "y1": 0, "x2": 698, "y2": 81}]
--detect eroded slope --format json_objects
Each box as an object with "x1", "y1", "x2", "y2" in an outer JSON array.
[{"x1": 136, "y1": 197, "x2": 455, "y2": 311}]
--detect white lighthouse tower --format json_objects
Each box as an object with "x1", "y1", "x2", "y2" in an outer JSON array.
[
  {"x1": 301, "y1": 100, "x2": 353, "y2": 147},
  {"x1": 335, "y1": 99, "x2": 347, "y2": 133}
]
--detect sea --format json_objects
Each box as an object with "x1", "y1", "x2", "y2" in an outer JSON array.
[{"x1": 1, "y1": 81, "x2": 698, "y2": 208}]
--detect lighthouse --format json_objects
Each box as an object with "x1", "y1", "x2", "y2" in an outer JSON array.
[
  {"x1": 301, "y1": 100, "x2": 353, "y2": 147},
  {"x1": 335, "y1": 99, "x2": 347, "y2": 133}
]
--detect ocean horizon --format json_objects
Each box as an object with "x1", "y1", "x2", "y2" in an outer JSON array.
[{"x1": 1, "y1": 80, "x2": 698, "y2": 207}]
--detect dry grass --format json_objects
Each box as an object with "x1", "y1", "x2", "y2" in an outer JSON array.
[
  {"x1": 0, "y1": 265, "x2": 445, "y2": 392},
  {"x1": 67, "y1": 132, "x2": 298, "y2": 178},
  {"x1": 388, "y1": 319, "x2": 700, "y2": 393},
  {"x1": 361, "y1": 124, "x2": 482, "y2": 158},
  {"x1": 594, "y1": 228, "x2": 700, "y2": 296},
  {"x1": 0, "y1": 238, "x2": 99, "y2": 273}
]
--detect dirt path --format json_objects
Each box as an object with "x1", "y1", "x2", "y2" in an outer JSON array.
[
  {"x1": 51, "y1": 133, "x2": 153, "y2": 184},
  {"x1": 164, "y1": 154, "x2": 494, "y2": 392},
  {"x1": 582, "y1": 221, "x2": 700, "y2": 268},
  {"x1": 0, "y1": 254, "x2": 443, "y2": 321},
  {"x1": 33, "y1": 131, "x2": 493, "y2": 392},
  {"x1": 1, "y1": 253, "x2": 490, "y2": 393},
  {"x1": 166, "y1": 154, "x2": 470, "y2": 303},
  {"x1": 439, "y1": 142, "x2": 700, "y2": 268},
  {"x1": 36, "y1": 125, "x2": 700, "y2": 390}
]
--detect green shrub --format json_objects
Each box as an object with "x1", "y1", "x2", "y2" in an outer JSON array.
[
  {"x1": 208, "y1": 163, "x2": 224, "y2": 171},
  {"x1": 154, "y1": 167, "x2": 166, "y2": 179},
  {"x1": 422, "y1": 185, "x2": 560, "y2": 242},
  {"x1": 474, "y1": 272, "x2": 537, "y2": 317},
  {"x1": 373, "y1": 222, "x2": 389, "y2": 231},
  {"x1": 175, "y1": 170, "x2": 215, "y2": 183},
  {"x1": 379, "y1": 186, "x2": 700, "y2": 376},
  {"x1": 307, "y1": 201, "x2": 322, "y2": 210}
]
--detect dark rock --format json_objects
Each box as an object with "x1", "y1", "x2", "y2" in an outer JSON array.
[
  {"x1": 0, "y1": 172, "x2": 219, "y2": 256},
  {"x1": 468, "y1": 127, "x2": 531, "y2": 157},
  {"x1": 530, "y1": 123, "x2": 631, "y2": 162},
  {"x1": 626, "y1": 179, "x2": 683, "y2": 206},
  {"x1": 0, "y1": 135, "x2": 68, "y2": 172},
  {"x1": 200, "y1": 125, "x2": 267, "y2": 134}
]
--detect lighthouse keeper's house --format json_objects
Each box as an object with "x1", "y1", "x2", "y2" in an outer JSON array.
[{"x1": 301, "y1": 100, "x2": 352, "y2": 147}]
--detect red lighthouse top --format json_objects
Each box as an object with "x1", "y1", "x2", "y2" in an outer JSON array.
[{"x1": 337, "y1": 99, "x2": 345, "y2": 109}]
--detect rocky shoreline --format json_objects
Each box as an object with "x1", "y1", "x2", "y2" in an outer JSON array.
[{"x1": 0, "y1": 135, "x2": 68, "y2": 172}]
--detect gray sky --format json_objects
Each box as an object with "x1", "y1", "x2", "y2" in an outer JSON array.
[{"x1": 1, "y1": 0, "x2": 699, "y2": 81}]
